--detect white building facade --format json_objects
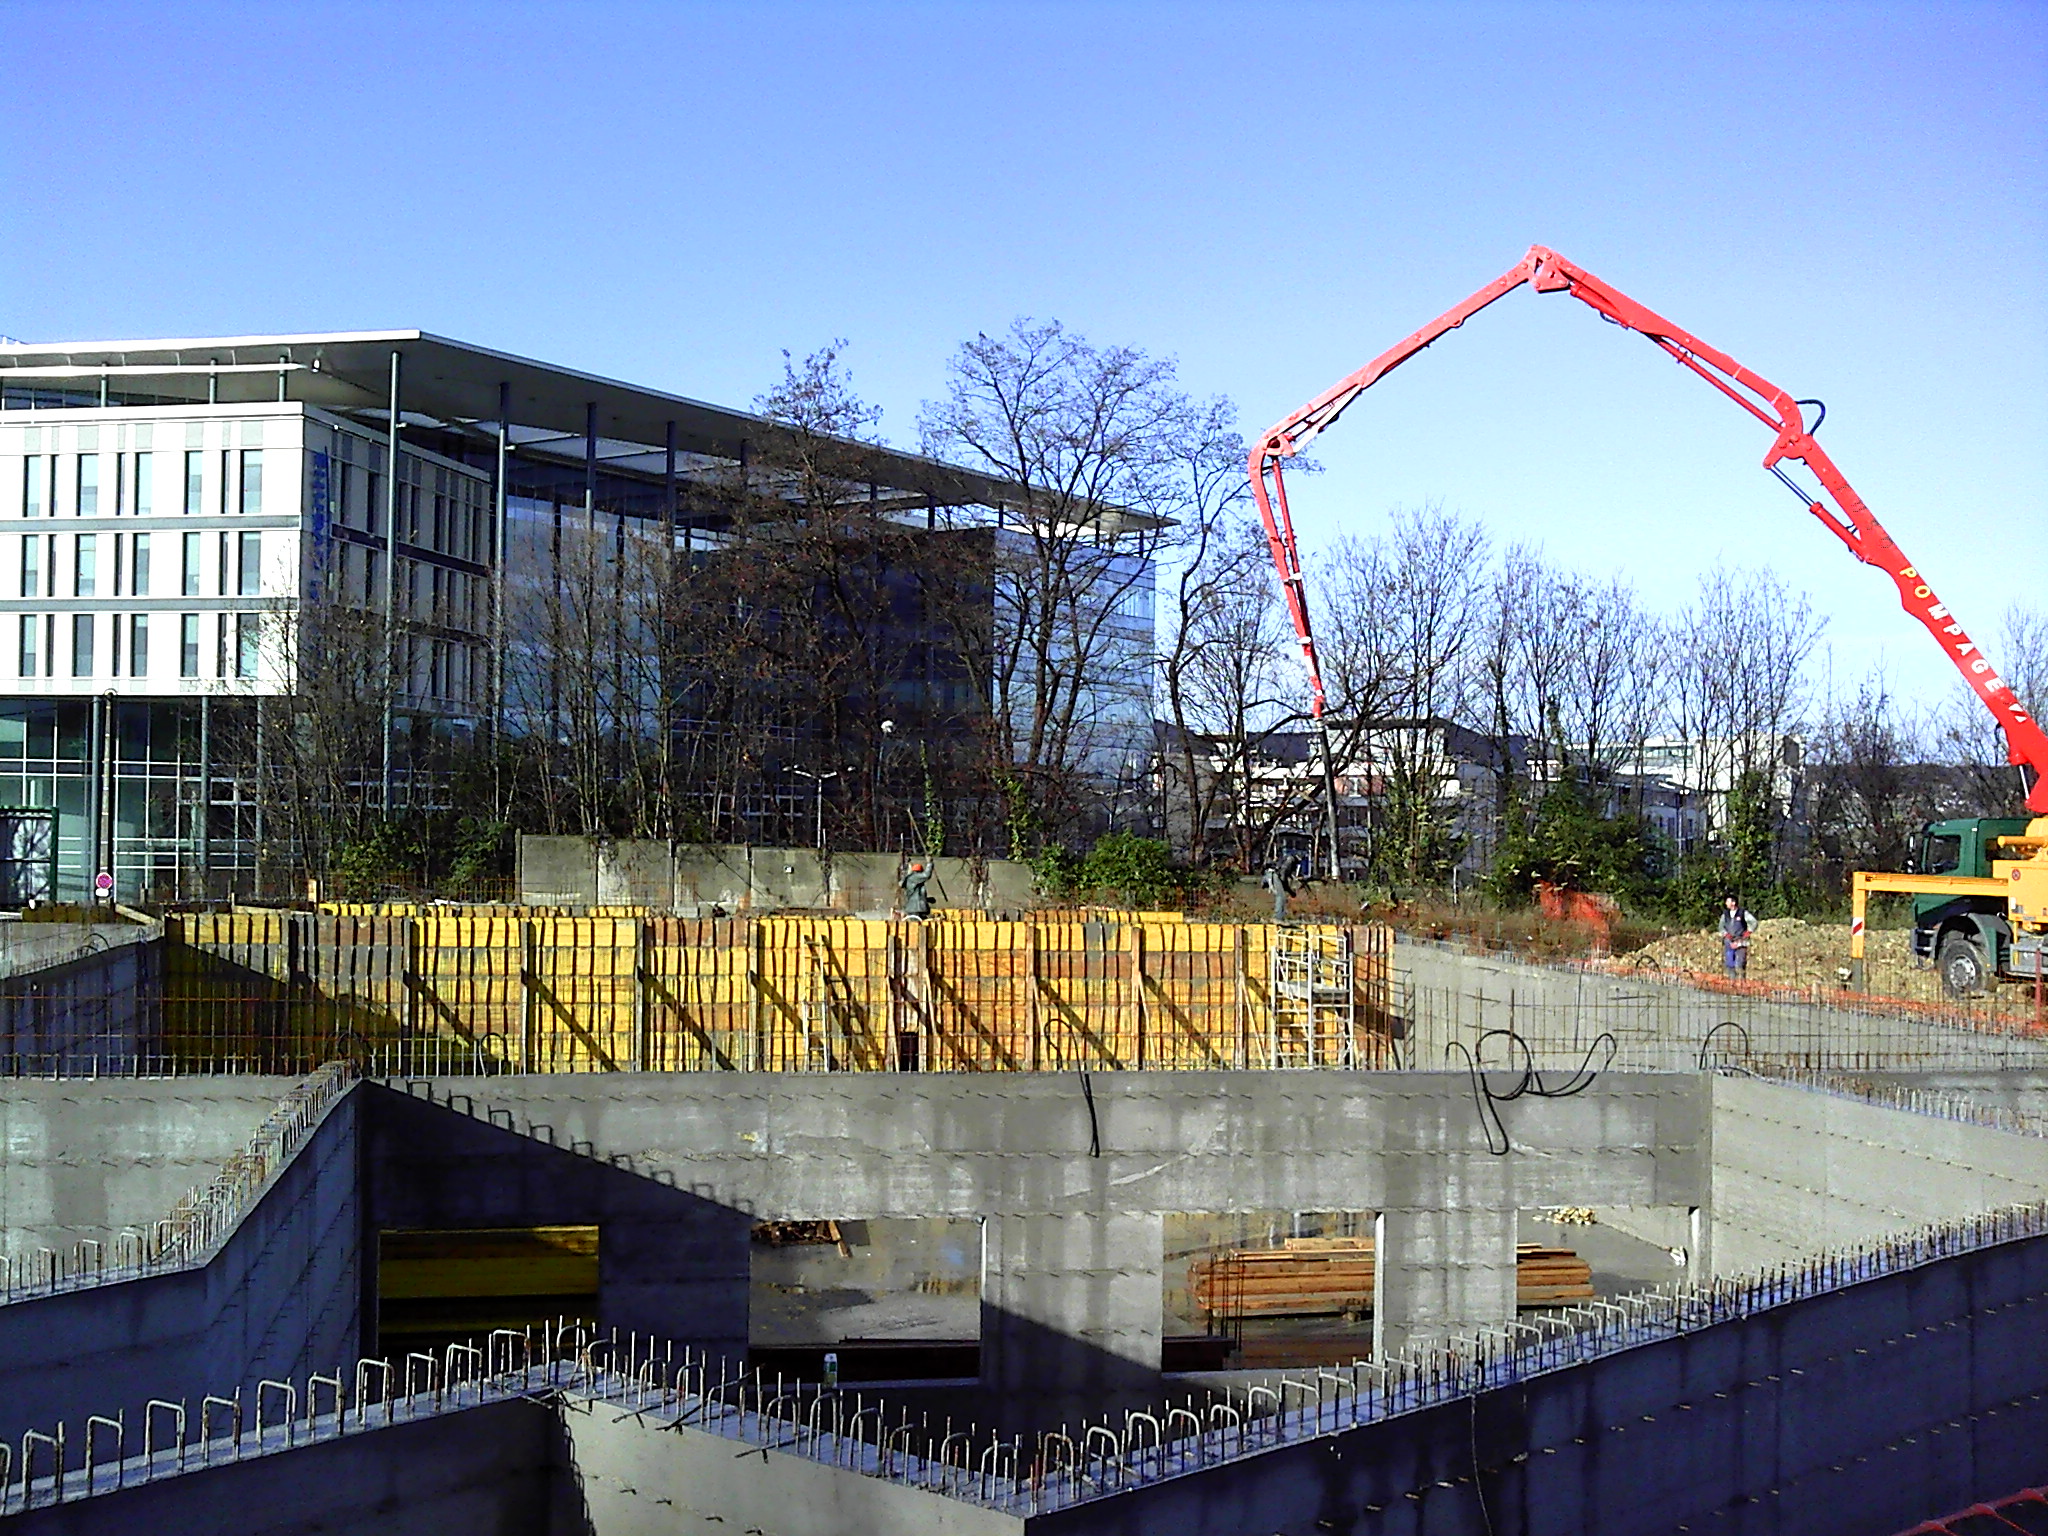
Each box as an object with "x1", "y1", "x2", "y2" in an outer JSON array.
[{"x1": 0, "y1": 332, "x2": 1153, "y2": 901}]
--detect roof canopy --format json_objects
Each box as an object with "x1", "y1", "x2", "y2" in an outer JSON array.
[{"x1": 0, "y1": 329, "x2": 1050, "y2": 514}]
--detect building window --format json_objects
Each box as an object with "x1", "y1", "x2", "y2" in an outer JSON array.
[
  {"x1": 237, "y1": 531, "x2": 261, "y2": 595},
  {"x1": 133, "y1": 452, "x2": 153, "y2": 516},
  {"x1": 71, "y1": 614, "x2": 94, "y2": 677},
  {"x1": 76, "y1": 455, "x2": 98, "y2": 516},
  {"x1": 18, "y1": 535, "x2": 37, "y2": 598},
  {"x1": 239, "y1": 449, "x2": 263, "y2": 515},
  {"x1": 131, "y1": 532, "x2": 150, "y2": 596},
  {"x1": 216, "y1": 531, "x2": 228, "y2": 595},
  {"x1": 179, "y1": 614, "x2": 200, "y2": 678},
  {"x1": 17, "y1": 615, "x2": 36, "y2": 678},
  {"x1": 74, "y1": 534, "x2": 97, "y2": 597},
  {"x1": 181, "y1": 532, "x2": 201, "y2": 596},
  {"x1": 128, "y1": 614, "x2": 148, "y2": 677},
  {"x1": 366, "y1": 471, "x2": 382, "y2": 537},
  {"x1": 235, "y1": 613, "x2": 260, "y2": 679},
  {"x1": 184, "y1": 451, "x2": 203, "y2": 515},
  {"x1": 22, "y1": 457, "x2": 43, "y2": 518}
]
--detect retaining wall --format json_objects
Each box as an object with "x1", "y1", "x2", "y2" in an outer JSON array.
[
  {"x1": 5, "y1": 1398, "x2": 570, "y2": 1536},
  {"x1": 0, "y1": 1076, "x2": 301, "y2": 1259},
  {"x1": 0, "y1": 1087, "x2": 361, "y2": 1454},
  {"x1": 1026, "y1": 1226, "x2": 2048, "y2": 1535},
  {"x1": 519, "y1": 835, "x2": 1041, "y2": 912},
  {"x1": 0, "y1": 936, "x2": 163, "y2": 1069},
  {"x1": 1709, "y1": 1073, "x2": 2048, "y2": 1273}
]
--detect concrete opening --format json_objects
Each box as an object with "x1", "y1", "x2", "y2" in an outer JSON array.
[
  {"x1": 748, "y1": 1216, "x2": 981, "y2": 1382},
  {"x1": 1168, "y1": 1210, "x2": 1377, "y2": 1370},
  {"x1": 375, "y1": 1225, "x2": 599, "y2": 1362}
]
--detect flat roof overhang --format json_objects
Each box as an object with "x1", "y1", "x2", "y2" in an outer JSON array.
[{"x1": 0, "y1": 330, "x2": 1165, "y2": 529}]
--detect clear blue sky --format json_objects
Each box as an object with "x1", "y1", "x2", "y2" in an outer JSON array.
[{"x1": 6, "y1": 0, "x2": 2042, "y2": 710}]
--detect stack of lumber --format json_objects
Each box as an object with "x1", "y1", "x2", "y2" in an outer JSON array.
[
  {"x1": 1188, "y1": 1237, "x2": 1593, "y2": 1322},
  {"x1": 1514, "y1": 1244, "x2": 1596, "y2": 1305}
]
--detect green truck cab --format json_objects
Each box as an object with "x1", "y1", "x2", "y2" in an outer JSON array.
[{"x1": 1911, "y1": 816, "x2": 2037, "y2": 996}]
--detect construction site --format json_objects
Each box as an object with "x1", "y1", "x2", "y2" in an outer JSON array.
[{"x1": 1, "y1": 242, "x2": 2044, "y2": 1536}]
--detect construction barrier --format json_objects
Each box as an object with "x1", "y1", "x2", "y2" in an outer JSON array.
[{"x1": 161, "y1": 910, "x2": 1395, "y2": 1075}]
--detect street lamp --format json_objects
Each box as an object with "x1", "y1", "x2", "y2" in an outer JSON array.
[{"x1": 789, "y1": 767, "x2": 843, "y2": 852}]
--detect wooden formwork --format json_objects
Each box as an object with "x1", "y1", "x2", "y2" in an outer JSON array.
[{"x1": 163, "y1": 910, "x2": 1397, "y2": 1074}]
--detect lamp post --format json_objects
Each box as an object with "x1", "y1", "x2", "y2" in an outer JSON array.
[{"x1": 789, "y1": 767, "x2": 842, "y2": 852}]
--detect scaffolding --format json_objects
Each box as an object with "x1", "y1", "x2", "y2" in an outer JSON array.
[{"x1": 1267, "y1": 925, "x2": 1356, "y2": 1068}]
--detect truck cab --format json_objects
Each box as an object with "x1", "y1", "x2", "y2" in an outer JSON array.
[{"x1": 1911, "y1": 816, "x2": 2035, "y2": 995}]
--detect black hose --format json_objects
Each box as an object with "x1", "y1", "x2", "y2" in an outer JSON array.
[
  {"x1": 1697, "y1": 1020, "x2": 1752, "y2": 1073},
  {"x1": 1448, "y1": 1028, "x2": 1619, "y2": 1156}
]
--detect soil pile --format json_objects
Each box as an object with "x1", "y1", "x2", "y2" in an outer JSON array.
[{"x1": 1620, "y1": 918, "x2": 1950, "y2": 1002}]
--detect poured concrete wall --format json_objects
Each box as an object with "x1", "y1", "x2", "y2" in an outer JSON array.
[
  {"x1": 1395, "y1": 940, "x2": 2048, "y2": 1071},
  {"x1": 1709, "y1": 1074, "x2": 2048, "y2": 1274},
  {"x1": 6, "y1": 1399, "x2": 569, "y2": 1536},
  {"x1": 563, "y1": 1398, "x2": 1023, "y2": 1536},
  {"x1": 520, "y1": 835, "x2": 1040, "y2": 912},
  {"x1": 1029, "y1": 1226, "x2": 2048, "y2": 1536},
  {"x1": 425, "y1": 1070, "x2": 1707, "y2": 1430},
  {"x1": 0, "y1": 1076, "x2": 301, "y2": 1260},
  {"x1": 362, "y1": 1083, "x2": 752, "y2": 1364},
  {"x1": 0, "y1": 1087, "x2": 360, "y2": 1454},
  {"x1": 0, "y1": 937, "x2": 163, "y2": 1068}
]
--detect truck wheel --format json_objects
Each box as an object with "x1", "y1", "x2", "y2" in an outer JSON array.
[{"x1": 1937, "y1": 932, "x2": 1989, "y2": 999}]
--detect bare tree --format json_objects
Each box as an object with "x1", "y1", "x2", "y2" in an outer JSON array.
[
  {"x1": 1316, "y1": 503, "x2": 1489, "y2": 881},
  {"x1": 919, "y1": 319, "x2": 1200, "y2": 852},
  {"x1": 1668, "y1": 565, "x2": 1826, "y2": 860}
]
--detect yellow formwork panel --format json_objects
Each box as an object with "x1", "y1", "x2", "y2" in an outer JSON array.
[{"x1": 165, "y1": 909, "x2": 1384, "y2": 1074}]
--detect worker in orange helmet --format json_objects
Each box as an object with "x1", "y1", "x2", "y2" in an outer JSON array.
[{"x1": 901, "y1": 860, "x2": 933, "y2": 920}]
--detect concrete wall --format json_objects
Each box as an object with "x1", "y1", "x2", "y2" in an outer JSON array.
[
  {"x1": 1395, "y1": 939, "x2": 2048, "y2": 1072},
  {"x1": 1709, "y1": 1073, "x2": 2048, "y2": 1274},
  {"x1": 362, "y1": 1083, "x2": 752, "y2": 1365},
  {"x1": 562, "y1": 1396, "x2": 1023, "y2": 1536},
  {"x1": 0, "y1": 922, "x2": 152, "y2": 979},
  {"x1": 1029, "y1": 1226, "x2": 2048, "y2": 1536},
  {"x1": 0, "y1": 936, "x2": 163, "y2": 1068},
  {"x1": 0, "y1": 1086, "x2": 360, "y2": 1454},
  {"x1": 8, "y1": 1399, "x2": 571, "y2": 1536},
  {"x1": 520, "y1": 835, "x2": 1040, "y2": 913},
  {"x1": 27, "y1": 1225, "x2": 2048, "y2": 1535},
  {"x1": 424, "y1": 1070, "x2": 1707, "y2": 1430},
  {"x1": 0, "y1": 1076, "x2": 302, "y2": 1260}
]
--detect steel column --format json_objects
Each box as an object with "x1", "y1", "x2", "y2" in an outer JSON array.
[{"x1": 379, "y1": 350, "x2": 402, "y2": 816}]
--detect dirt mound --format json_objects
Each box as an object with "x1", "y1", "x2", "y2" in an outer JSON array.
[{"x1": 1619, "y1": 917, "x2": 1944, "y2": 1001}]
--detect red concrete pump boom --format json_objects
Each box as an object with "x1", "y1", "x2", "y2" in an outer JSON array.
[{"x1": 1250, "y1": 245, "x2": 2048, "y2": 880}]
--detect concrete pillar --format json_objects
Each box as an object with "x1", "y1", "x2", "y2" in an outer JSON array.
[
  {"x1": 979, "y1": 1210, "x2": 1161, "y2": 1435},
  {"x1": 1372, "y1": 1206, "x2": 1518, "y2": 1356}
]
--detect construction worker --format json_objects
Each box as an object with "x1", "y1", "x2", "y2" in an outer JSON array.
[
  {"x1": 901, "y1": 860, "x2": 933, "y2": 920},
  {"x1": 1262, "y1": 857, "x2": 1293, "y2": 923},
  {"x1": 1719, "y1": 894, "x2": 1755, "y2": 977}
]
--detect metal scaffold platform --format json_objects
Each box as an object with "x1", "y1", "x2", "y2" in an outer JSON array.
[{"x1": 1268, "y1": 924, "x2": 1357, "y2": 1068}]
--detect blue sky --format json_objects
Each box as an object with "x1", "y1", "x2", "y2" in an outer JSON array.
[{"x1": 5, "y1": 0, "x2": 2042, "y2": 710}]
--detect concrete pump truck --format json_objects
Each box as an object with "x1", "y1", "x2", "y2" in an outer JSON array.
[{"x1": 1245, "y1": 246, "x2": 2048, "y2": 998}]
